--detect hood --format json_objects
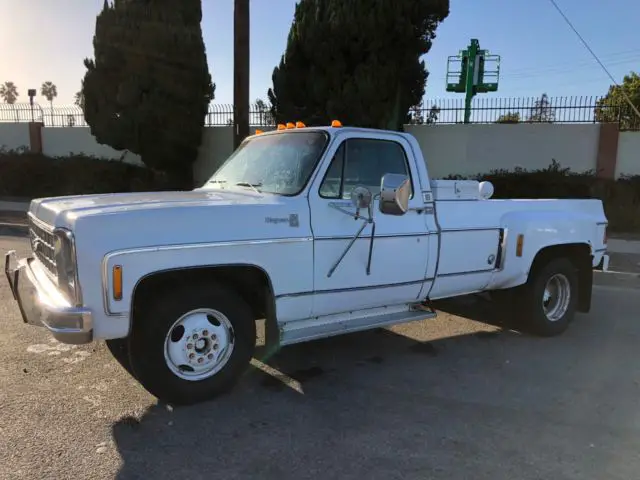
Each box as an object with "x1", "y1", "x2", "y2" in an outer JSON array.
[
  {"x1": 29, "y1": 188, "x2": 310, "y2": 250},
  {"x1": 30, "y1": 188, "x2": 269, "y2": 227}
]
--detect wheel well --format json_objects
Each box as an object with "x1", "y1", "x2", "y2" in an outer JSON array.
[
  {"x1": 529, "y1": 243, "x2": 593, "y2": 313},
  {"x1": 132, "y1": 265, "x2": 276, "y2": 325}
]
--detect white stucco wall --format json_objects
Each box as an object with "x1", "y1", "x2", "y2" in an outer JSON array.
[
  {"x1": 405, "y1": 123, "x2": 601, "y2": 178},
  {"x1": 0, "y1": 123, "x2": 30, "y2": 151},
  {"x1": 41, "y1": 127, "x2": 143, "y2": 165},
  {"x1": 615, "y1": 131, "x2": 640, "y2": 178}
]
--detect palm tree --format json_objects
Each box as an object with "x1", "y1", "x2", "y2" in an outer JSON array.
[
  {"x1": 255, "y1": 98, "x2": 274, "y2": 126},
  {"x1": 74, "y1": 90, "x2": 84, "y2": 110},
  {"x1": 41, "y1": 81, "x2": 58, "y2": 126},
  {"x1": 0, "y1": 81, "x2": 19, "y2": 104}
]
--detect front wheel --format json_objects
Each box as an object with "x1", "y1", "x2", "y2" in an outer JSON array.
[
  {"x1": 520, "y1": 257, "x2": 578, "y2": 337},
  {"x1": 127, "y1": 283, "x2": 256, "y2": 405}
]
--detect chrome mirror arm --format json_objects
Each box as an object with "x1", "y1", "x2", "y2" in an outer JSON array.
[
  {"x1": 327, "y1": 193, "x2": 380, "y2": 278},
  {"x1": 327, "y1": 219, "x2": 370, "y2": 278}
]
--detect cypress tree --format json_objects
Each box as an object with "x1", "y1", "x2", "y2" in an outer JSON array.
[
  {"x1": 268, "y1": 0, "x2": 449, "y2": 131},
  {"x1": 82, "y1": 0, "x2": 214, "y2": 188}
]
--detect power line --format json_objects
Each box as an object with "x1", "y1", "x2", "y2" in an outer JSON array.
[
  {"x1": 547, "y1": 0, "x2": 640, "y2": 120},
  {"x1": 502, "y1": 55, "x2": 640, "y2": 79},
  {"x1": 505, "y1": 49, "x2": 640, "y2": 76}
]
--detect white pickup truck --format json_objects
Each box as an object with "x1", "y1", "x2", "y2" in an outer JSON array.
[{"x1": 5, "y1": 122, "x2": 610, "y2": 405}]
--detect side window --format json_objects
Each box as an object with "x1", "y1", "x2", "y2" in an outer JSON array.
[
  {"x1": 319, "y1": 143, "x2": 345, "y2": 198},
  {"x1": 319, "y1": 138, "x2": 412, "y2": 199}
]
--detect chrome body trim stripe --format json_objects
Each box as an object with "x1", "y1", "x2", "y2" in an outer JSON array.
[
  {"x1": 276, "y1": 278, "x2": 431, "y2": 299},
  {"x1": 276, "y1": 267, "x2": 496, "y2": 299},
  {"x1": 440, "y1": 227, "x2": 502, "y2": 233}
]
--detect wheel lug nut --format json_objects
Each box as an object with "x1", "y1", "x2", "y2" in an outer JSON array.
[
  {"x1": 192, "y1": 334, "x2": 198, "y2": 340},
  {"x1": 198, "y1": 358, "x2": 203, "y2": 363},
  {"x1": 189, "y1": 353, "x2": 195, "y2": 359},
  {"x1": 211, "y1": 334, "x2": 217, "y2": 340},
  {"x1": 213, "y1": 344, "x2": 219, "y2": 351},
  {"x1": 208, "y1": 353, "x2": 214, "y2": 360},
  {"x1": 202, "y1": 330, "x2": 209, "y2": 336},
  {"x1": 187, "y1": 343, "x2": 193, "y2": 349}
]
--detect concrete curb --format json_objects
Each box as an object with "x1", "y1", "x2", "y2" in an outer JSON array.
[
  {"x1": 0, "y1": 201, "x2": 29, "y2": 213},
  {"x1": 593, "y1": 270, "x2": 640, "y2": 289},
  {"x1": 0, "y1": 223, "x2": 28, "y2": 237},
  {"x1": 607, "y1": 238, "x2": 640, "y2": 255}
]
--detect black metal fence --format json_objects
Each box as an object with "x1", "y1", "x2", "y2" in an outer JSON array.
[
  {"x1": 0, "y1": 103, "x2": 88, "y2": 127},
  {"x1": 205, "y1": 103, "x2": 275, "y2": 127},
  {"x1": 1, "y1": 97, "x2": 638, "y2": 130},
  {"x1": 0, "y1": 102, "x2": 275, "y2": 128},
  {"x1": 410, "y1": 96, "x2": 640, "y2": 130}
]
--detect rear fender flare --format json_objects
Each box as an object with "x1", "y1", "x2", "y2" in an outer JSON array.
[{"x1": 488, "y1": 209, "x2": 596, "y2": 290}]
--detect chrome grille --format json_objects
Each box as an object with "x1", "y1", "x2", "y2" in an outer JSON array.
[{"x1": 28, "y1": 217, "x2": 57, "y2": 276}]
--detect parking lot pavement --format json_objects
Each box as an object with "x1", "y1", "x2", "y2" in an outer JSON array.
[{"x1": 1, "y1": 235, "x2": 640, "y2": 480}]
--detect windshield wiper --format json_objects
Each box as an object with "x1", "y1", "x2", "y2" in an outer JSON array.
[{"x1": 235, "y1": 182, "x2": 262, "y2": 194}]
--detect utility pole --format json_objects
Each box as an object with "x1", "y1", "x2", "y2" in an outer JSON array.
[
  {"x1": 233, "y1": 0, "x2": 250, "y2": 149},
  {"x1": 446, "y1": 39, "x2": 500, "y2": 123}
]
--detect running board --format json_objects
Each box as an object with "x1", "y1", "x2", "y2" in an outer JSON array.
[{"x1": 279, "y1": 309, "x2": 438, "y2": 346}]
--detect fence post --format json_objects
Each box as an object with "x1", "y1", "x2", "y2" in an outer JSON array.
[{"x1": 28, "y1": 122, "x2": 44, "y2": 154}]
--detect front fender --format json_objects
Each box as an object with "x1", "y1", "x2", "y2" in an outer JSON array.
[
  {"x1": 488, "y1": 210, "x2": 598, "y2": 290},
  {"x1": 100, "y1": 238, "x2": 313, "y2": 317}
]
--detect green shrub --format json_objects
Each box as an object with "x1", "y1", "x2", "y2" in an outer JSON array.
[
  {"x1": 0, "y1": 148, "x2": 172, "y2": 198},
  {"x1": 443, "y1": 160, "x2": 640, "y2": 232}
]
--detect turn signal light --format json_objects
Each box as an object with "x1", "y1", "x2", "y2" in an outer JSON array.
[
  {"x1": 255, "y1": 129, "x2": 264, "y2": 135},
  {"x1": 331, "y1": 120, "x2": 342, "y2": 128},
  {"x1": 516, "y1": 234, "x2": 524, "y2": 257},
  {"x1": 296, "y1": 121, "x2": 306, "y2": 128},
  {"x1": 113, "y1": 265, "x2": 123, "y2": 301},
  {"x1": 286, "y1": 122, "x2": 296, "y2": 129},
  {"x1": 277, "y1": 124, "x2": 286, "y2": 131}
]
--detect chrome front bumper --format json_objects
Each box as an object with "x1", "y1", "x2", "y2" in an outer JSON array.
[{"x1": 5, "y1": 251, "x2": 93, "y2": 344}]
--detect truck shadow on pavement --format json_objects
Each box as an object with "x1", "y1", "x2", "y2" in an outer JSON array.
[{"x1": 110, "y1": 294, "x2": 626, "y2": 480}]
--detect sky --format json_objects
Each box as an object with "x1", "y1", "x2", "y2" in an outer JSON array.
[{"x1": 0, "y1": 0, "x2": 638, "y2": 107}]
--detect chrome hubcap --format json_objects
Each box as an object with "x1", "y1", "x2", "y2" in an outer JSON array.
[
  {"x1": 163, "y1": 308, "x2": 235, "y2": 381},
  {"x1": 542, "y1": 274, "x2": 571, "y2": 322}
]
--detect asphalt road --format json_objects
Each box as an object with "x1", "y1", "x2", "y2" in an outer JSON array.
[{"x1": 1, "y1": 235, "x2": 639, "y2": 480}]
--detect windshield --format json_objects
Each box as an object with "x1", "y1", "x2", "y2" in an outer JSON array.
[{"x1": 207, "y1": 131, "x2": 329, "y2": 196}]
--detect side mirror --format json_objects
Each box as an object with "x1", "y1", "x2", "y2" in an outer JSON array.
[
  {"x1": 379, "y1": 173, "x2": 410, "y2": 216},
  {"x1": 350, "y1": 185, "x2": 373, "y2": 209}
]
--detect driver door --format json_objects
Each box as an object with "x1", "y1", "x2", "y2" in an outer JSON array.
[{"x1": 308, "y1": 133, "x2": 431, "y2": 318}]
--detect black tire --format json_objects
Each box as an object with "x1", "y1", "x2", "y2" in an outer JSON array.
[
  {"x1": 106, "y1": 338, "x2": 135, "y2": 377},
  {"x1": 127, "y1": 282, "x2": 256, "y2": 406},
  {"x1": 519, "y1": 257, "x2": 578, "y2": 337}
]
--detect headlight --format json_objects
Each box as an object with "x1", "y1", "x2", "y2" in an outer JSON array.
[{"x1": 53, "y1": 228, "x2": 79, "y2": 303}]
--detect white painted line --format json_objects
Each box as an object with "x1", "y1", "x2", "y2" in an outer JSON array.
[
  {"x1": 0, "y1": 223, "x2": 27, "y2": 228},
  {"x1": 250, "y1": 358, "x2": 304, "y2": 394},
  {"x1": 595, "y1": 269, "x2": 640, "y2": 276},
  {"x1": 593, "y1": 284, "x2": 640, "y2": 293}
]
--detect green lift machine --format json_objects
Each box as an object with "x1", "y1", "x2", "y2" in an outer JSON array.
[{"x1": 446, "y1": 39, "x2": 501, "y2": 123}]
